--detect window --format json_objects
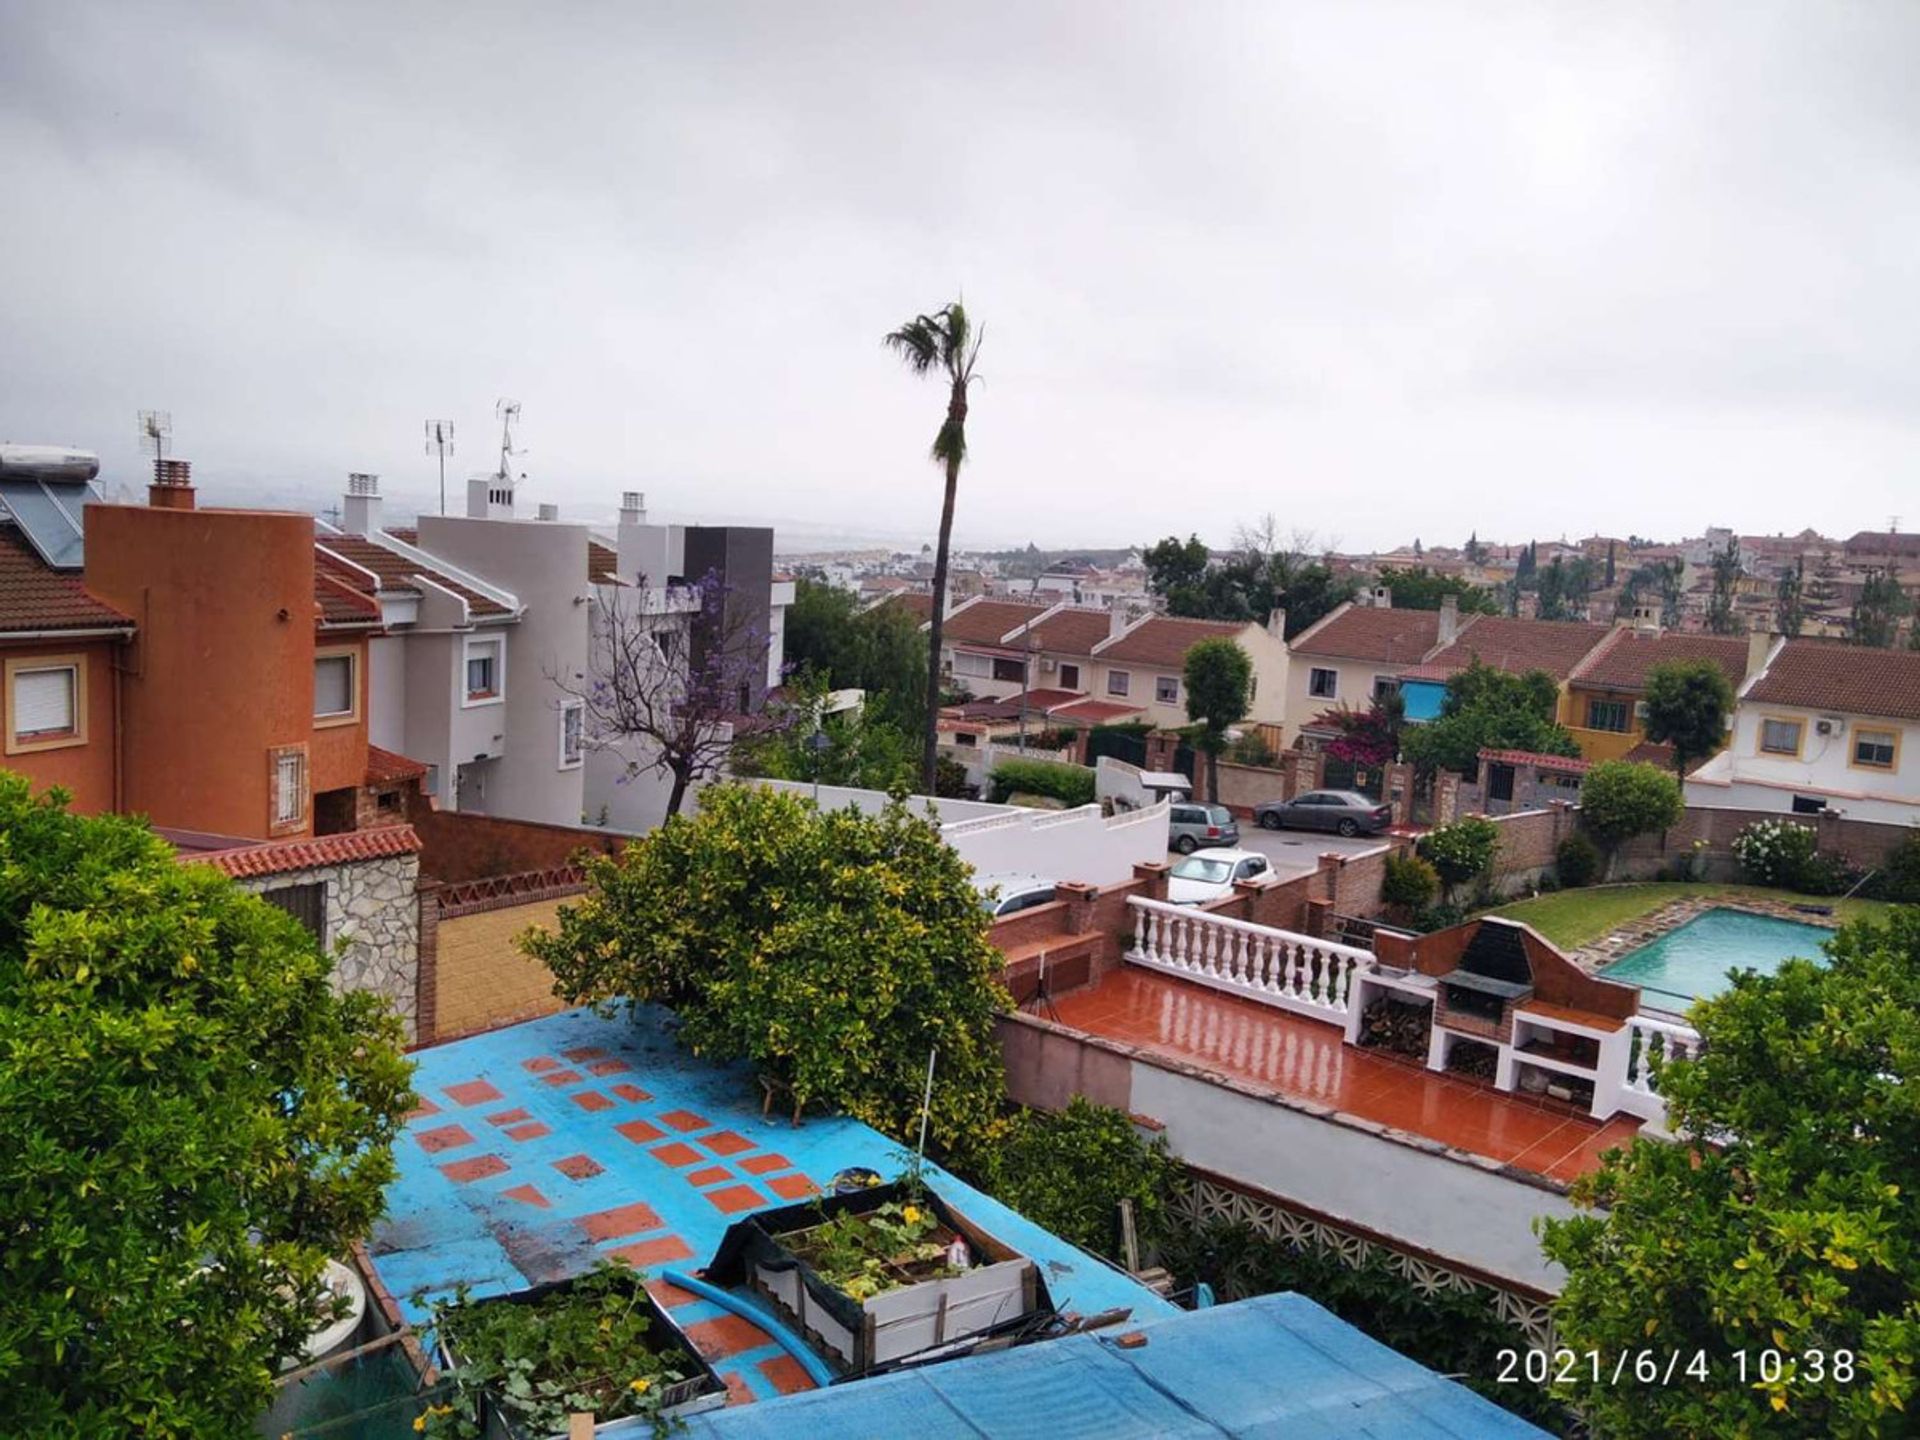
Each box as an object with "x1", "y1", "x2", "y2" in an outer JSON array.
[
  {"x1": 1308, "y1": 667, "x2": 1337, "y2": 699},
  {"x1": 270, "y1": 745, "x2": 308, "y2": 833},
  {"x1": 8, "y1": 661, "x2": 79, "y2": 748},
  {"x1": 1852, "y1": 728, "x2": 1897, "y2": 770},
  {"x1": 313, "y1": 650, "x2": 356, "y2": 722},
  {"x1": 464, "y1": 637, "x2": 503, "y2": 704},
  {"x1": 1586, "y1": 699, "x2": 1630, "y2": 733},
  {"x1": 1108, "y1": 670, "x2": 1131, "y2": 697},
  {"x1": 991, "y1": 656, "x2": 1026, "y2": 684},
  {"x1": 1791, "y1": 795, "x2": 1828, "y2": 815},
  {"x1": 559, "y1": 700, "x2": 585, "y2": 769},
  {"x1": 954, "y1": 731, "x2": 977, "y2": 747},
  {"x1": 1237, "y1": 857, "x2": 1269, "y2": 881},
  {"x1": 1372, "y1": 676, "x2": 1400, "y2": 701},
  {"x1": 1058, "y1": 663, "x2": 1080, "y2": 689},
  {"x1": 260, "y1": 882, "x2": 326, "y2": 941},
  {"x1": 1155, "y1": 676, "x2": 1179, "y2": 704},
  {"x1": 1759, "y1": 718, "x2": 1803, "y2": 756}
]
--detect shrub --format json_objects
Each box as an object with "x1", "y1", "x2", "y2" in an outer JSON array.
[
  {"x1": 1412, "y1": 900, "x2": 1471, "y2": 933},
  {"x1": 1555, "y1": 833, "x2": 1601, "y2": 888},
  {"x1": 1381, "y1": 852, "x2": 1440, "y2": 909},
  {"x1": 1795, "y1": 849, "x2": 1858, "y2": 897},
  {"x1": 523, "y1": 785, "x2": 1009, "y2": 1156},
  {"x1": 1417, "y1": 816, "x2": 1500, "y2": 890},
  {"x1": 1228, "y1": 730, "x2": 1277, "y2": 768},
  {"x1": 968, "y1": 1099, "x2": 1184, "y2": 1263},
  {"x1": 1579, "y1": 761, "x2": 1683, "y2": 850},
  {"x1": 1730, "y1": 818, "x2": 1819, "y2": 888},
  {"x1": 1873, "y1": 832, "x2": 1920, "y2": 903},
  {"x1": 987, "y1": 757, "x2": 1096, "y2": 808}
]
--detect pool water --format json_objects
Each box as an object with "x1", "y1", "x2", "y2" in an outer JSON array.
[{"x1": 1598, "y1": 908, "x2": 1832, "y2": 1014}]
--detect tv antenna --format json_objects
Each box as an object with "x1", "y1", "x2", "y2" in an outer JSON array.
[
  {"x1": 425, "y1": 419, "x2": 455, "y2": 516},
  {"x1": 493, "y1": 399, "x2": 524, "y2": 489},
  {"x1": 137, "y1": 410, "x2": 172, "y2": 469}
]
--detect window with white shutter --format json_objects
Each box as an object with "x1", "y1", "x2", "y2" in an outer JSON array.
[
  {"x1": 13, "y1": 666, "x2": 76, "y2": 740},
  {"x1": 313, "y1": 652, "x2": 355, "y2": 720}
]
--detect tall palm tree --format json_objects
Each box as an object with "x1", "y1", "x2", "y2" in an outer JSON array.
[{"x1": 884, "y1": 301, "x2": 984, "y2": 791}]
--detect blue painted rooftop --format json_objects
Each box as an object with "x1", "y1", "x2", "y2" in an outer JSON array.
[
  {"x1": 679, "y1": 1291, "x2": 1550, "y2": 1439},
  {"x1": 373, "y1": 1006, "x2": 1174, "y2": 1404}
]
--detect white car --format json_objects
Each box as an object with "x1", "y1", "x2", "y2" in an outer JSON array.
[
  {"x1": 972, "y1": 873, "x2": 1062, "y2": 919},
  {"x1": 1166, "y1": 849, "x2": 1274, "y2": 905}
]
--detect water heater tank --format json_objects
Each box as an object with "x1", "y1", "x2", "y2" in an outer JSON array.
[{"x1": 0, "y1": 445, "x2": 101, "y2": 482}]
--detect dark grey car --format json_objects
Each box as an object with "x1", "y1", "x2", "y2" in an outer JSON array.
[{"x1": 1253, "y1": 790, "x2": 1393, "y2": 837}]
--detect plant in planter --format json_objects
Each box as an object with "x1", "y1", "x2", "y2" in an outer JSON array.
[
  {"x1": 422, "y1": 1263, "x2": 720, "y2": 1439},
  {"x1": 783, "y1": 1199, "x2": 959, "y2": 1302}
]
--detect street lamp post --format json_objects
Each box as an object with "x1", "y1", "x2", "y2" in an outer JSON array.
[{"x1": 806, "y1": 728, "x2": 832, "y2": 806}]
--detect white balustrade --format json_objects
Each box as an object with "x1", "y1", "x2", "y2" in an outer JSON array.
[
  {"x1": 1622, "y1": 1015, "x2": 1703, "y2": 1098},
  {"x1": 1126, "y1": 896, "x2": 1372, "y2": 1023}
]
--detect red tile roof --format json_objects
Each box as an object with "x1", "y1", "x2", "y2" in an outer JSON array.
[
  {"x1": 1422, "y1": 617, "x2": 1611, "y2": 681},
  {"x1": 1288, "y1": 605, "x2": 1441, "y2": 664},
  {"x1": 188, "y1": 823, "x2": 421, "y2": 879},
  {"x1": 1745, "y1": 638, "x2": 1920, "y2": 723},
  {"x1": 0, "y1": 525, "x2": 134, "y2": 634},
  {"x1": 1621, "y1": 739, "x2": 1678, "y2": 769},
  {"x1": 366, "y1": 746, "x2": 430, "y2": 783},
  {"x1": 1095, "y1": 615, "x2": 1245, "y2": 668},
  {"x1": 938, "y1": 598, "x2": 1048, "y2": 649},
  {"x1": 1020, "y1": 606, "x2": 1114, "y2": 656},
  {"x1": 1050, "y1": 697, "x2": 1146, "y2": 724},
  {"x1": 1478, "y1": 747, "x2": 1591, "y2": 775},
  {"x1": 316, "y1": 533, "x2": 512, "y2": 618},
  {"x1": 872, "y1": 592, "x2": 934, "y2": 623},
  {"x1": 1570, "y1": 631, "x2": 1749, "y2": 694},
  {"x1": 315, "y1": 571, "x2": 381, "y2": 629}
]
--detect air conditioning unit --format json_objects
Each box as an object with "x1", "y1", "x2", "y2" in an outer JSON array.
[
  {"x1": 1633, "y1": 701, "x2": 1650, "y2": 721},
  {"x1": 1815, "y1": 717, "x2": 1840, "y2": 736},
  {"x1": 1040, "y1": 658, "x2": 1056, "y2": 674}
]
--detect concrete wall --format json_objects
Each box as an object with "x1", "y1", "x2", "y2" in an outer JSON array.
[
  {"x1": 1, "y1": 638, "x2": 120, "y2": 813},
  {"x1": 416, "y1": 515, "x2": 589, "y2": 827},
  {"x1": 1688, "y1": 701, "x2": 1918, "y2": 823},
  {"x1": 368, "y1": 634, "x2": 406, "y2": 753},
  {"x1": 429, "y1": 893, "x2": 574, "y2": 1041}
]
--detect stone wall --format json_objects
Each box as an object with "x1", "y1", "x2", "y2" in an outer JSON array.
[{"x1": 241, "y1": 853, "x2": 421, "y2": 1039}]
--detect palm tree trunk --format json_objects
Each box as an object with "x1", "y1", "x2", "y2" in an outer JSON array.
[{"x1": 922, "y1": 452, "x2": 960, "y2": 792}]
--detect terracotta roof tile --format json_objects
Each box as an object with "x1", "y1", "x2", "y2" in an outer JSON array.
[
  {"x1": 1478, "y1": 747, "x2": 1591, "y2": 775},
  {"x1": 316, "y1": 533, "x2": 511, "y2": 618},
  {"x1": 188, "y1": 824, "x2": 421, "y2": 880},
  {"x1": 1096, "y1": 615, "x2": 1245, "y2": 668},
  {"x1": 938, "y1": 598, "x2": 1048, "y2": 649},
  {"x1": 872, "y1": 592, "x2": 934, "y2": 623},
  {"x1": 1020, "y1": 606, "x2": 1114, "y2": 656},
  {"x1": 1421, "y1": 617, "x2": 1611, "y2": 681},
  {"x1": 0, "y1": 526, "x2": 133, "y2": 633},
  {"x1": 1570, "y1": 631, "x2": 1749, "y2": 693},
  {"x1": 1049, "y1": 697, "x2": 1145, "y2": 723},
  {"x1": 1745, "y1": 638, "x2": 1920, "y2": 723},
  {"x1": 366, "y1": 746, "x2": 430, "y2": 783},
  {"x1": 315, "y1": 571, "x2": 381, "y2": 629},
  {"x1": 1288, "y1": 606, "x2": 1442, "y2": 663}
]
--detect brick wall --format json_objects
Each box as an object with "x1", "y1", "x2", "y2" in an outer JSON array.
[
  {"x1": 413, "y1": 808, "x2": 627, "y2": 884},
  {"x1": 418, "y1": 880, "x2": 588, "y2": 1044}
]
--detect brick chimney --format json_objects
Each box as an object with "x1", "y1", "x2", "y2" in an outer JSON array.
[{"x1": 149, "y1": 458, "x2": 195, "y2": 510}]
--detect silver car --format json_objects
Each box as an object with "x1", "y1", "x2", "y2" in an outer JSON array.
[
  {"x1": 1168, "y1": 802, "x2": 1239, "y2": 854},
  {"x1": 1253, "y1": 790, "x2": 1393, "y2": 837}
]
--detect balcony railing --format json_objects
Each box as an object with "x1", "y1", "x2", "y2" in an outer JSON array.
[{"x1": 1126, "y1": 896, "x2": 1372, "y2": 1023}]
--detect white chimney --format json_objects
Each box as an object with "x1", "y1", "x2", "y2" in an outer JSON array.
[
  {"x1": 342, "y1": 473, "x2": 382, "y2": 535},
  {"x1": 467, "y1": 475, "x2": 514, "y2": 519},
  {"x1": 1631, "y1": 603, "x2": 1660, "y2": 638},
  {"x1": 1266, "y1": 607, "x2": 1287, "y2": 642},
  {"x1": 537, "y1": 502, "x2": 559, "y2": 521},
  {"x1": 1437, "y1": 594, "x2": 1459, "y2": 645},
  {"x1": 620, "y1": 491, "x2": 647, "y2": 525},
  {"x1": 1108, "y1": 604, "x2": 1134, "y2": 642},
  {"x1": 1370, "y1": 585, "x2": 1393, "y2": 609}
]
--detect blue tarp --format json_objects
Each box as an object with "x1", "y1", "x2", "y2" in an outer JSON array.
[
  {"x1": 1399, "y1": 678, "x2": 1449, "y2": 724},
  {"x1": 678, "y1": 1293, "x2": 1549, "y2": 1439}
]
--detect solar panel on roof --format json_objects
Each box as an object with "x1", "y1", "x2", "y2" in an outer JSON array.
[{"x1": 0, "y1": 478, "x2": 96, "y2": 570}]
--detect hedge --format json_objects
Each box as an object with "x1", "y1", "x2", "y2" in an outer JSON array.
[{"x1": 987, "y1": 757, "x2": 1096, "y2": 808}]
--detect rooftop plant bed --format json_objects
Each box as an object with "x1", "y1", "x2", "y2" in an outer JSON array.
[
  {"x1": 707, "y1": 1180, "x2": 1048, "y2": 1375},
  {"x1": 423, "y1": 1262, "x2": 723, "y2": 1439}
]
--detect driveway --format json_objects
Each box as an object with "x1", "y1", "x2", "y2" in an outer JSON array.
[{"x1": 1235, "y1": 825, "x2": 1396, "y2": 882}]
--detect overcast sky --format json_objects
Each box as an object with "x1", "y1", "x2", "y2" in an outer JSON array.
[{"x1": 3, "y1": 1, "x2": 1916, "y2": 553}]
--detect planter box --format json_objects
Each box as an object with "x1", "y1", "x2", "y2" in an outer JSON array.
[
  {"x1": 706, "y1": 1182, "x2": 1049, "y2": 1376},
  {"x1": 435, "y1": 1269, "x2": 726, "y2": 1439}
]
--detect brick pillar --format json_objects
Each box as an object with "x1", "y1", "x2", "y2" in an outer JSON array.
[
  {"x1": 1385, "y1": 761, "x2": 1414, "y2": 827},
  {"x1": 414, "y1": 886, "x2": 442, "y2": 1048},
  {"x1": 1433, "y1": 771, "x2": 1460, "y2": 825},
  {"x1": 1054, "y1": 880, "x2": 1100, "y2": 934},
  {"x1": 1131, "y1": 860, "x2": 1170, "y2": 903},
  {"x1": 1145, "y1": 730, "x2": 1180, "y2": 772},
  {"x1": 1300, "y1": 749, "x2": 1325, "y2": 791}
]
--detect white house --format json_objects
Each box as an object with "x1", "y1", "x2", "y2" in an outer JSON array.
[
  {"x1": 1279, "y1": 593, "x2": 1451, "y2": 747},
  {"x1": 1687, "y1": 638, "x2": 1920, "y2": 823}
]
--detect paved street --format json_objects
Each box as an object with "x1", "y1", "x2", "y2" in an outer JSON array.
[{"x1": 1233, "y1": 824, "x2": 1396, "y2": 881}]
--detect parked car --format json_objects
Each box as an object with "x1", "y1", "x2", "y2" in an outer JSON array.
[
  {"x1": 1168, "y1": 802, "x2": 1239, "y2": 854},
  {"x1": 1167, "y1": 849, "x2": 1274, "y2": 905},
  {"x1": 1253, "y1": 790, "x2": 1393, "y2": 837},
  {"x1": 972, "y1": 873, "x2": 1061, "y2": 919}
]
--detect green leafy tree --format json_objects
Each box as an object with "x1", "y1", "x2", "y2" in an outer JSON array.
[
  {"x1": 0, "y1": 778, "x2": 414, "y2": 1436},
  {"x1": 524, "y1": 784, "x2": 1008, "y2": 1154},
  {"x1": 1851, "y1": 567, "x2": 1911, "y2": 649},
  {"x1": 783, "y1": 579, "x2": 928, "y2": 727},
  {"x1": 1540, "y1": 910, "x2": 1920, "y2": 1436},
  {"x1": 1605, "y1": 539, "x2": 1617, "y2": 588},
  {"x1": 1142, "y1": 534, "x2": 1212, "y2": 615},
  {"x1": 1417, "y1": 817, "x2": 1501, "y2": 897},
  {"x1": 1707, "y1": 535, "x2": 1745, "y2": 635},
  {"x1": 1144, "y1": 523, "x2": 1354, "y2": 637},
  {"x1": 969, "y1": 1099, "x2": 1183, "y2": 1262},
  {"x1": 1578, "y1": 760, "x2": 1682, "y2": 875},
  {"x1": 1776, "y1": 560, "x2": 1806, "y2": 638},
  {"x1": 885, "y1": 302, "x2": 984, "y2": 791},
  {"x1": 1371, "y1": 566, "x2": 1501, "y2": 615},
  {"x1": 1400, "y1": 661, "x2": 1578, "y2": 776},
  {"x1": 732, "y1": 684, "x2": 917, "y2": 792},
  {"x1": 1642, "y1": 659, "x2": 1736, "y2": 778},
  {"x1": 1805, "y1": 549, "x2": 1842, "y2": 617},
  {"x1": 1184, "y1": 638, "x2": 1253, "y2": 801}
]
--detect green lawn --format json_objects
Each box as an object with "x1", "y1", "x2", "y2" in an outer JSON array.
[{"x1": 1491, "y1": 883, "x2": 1893, "y2": 951}]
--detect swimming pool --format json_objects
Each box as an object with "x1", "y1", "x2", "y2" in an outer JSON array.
[{"x1": 1597, "y1": 907, "x2": 1832, "y2": 1013}]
